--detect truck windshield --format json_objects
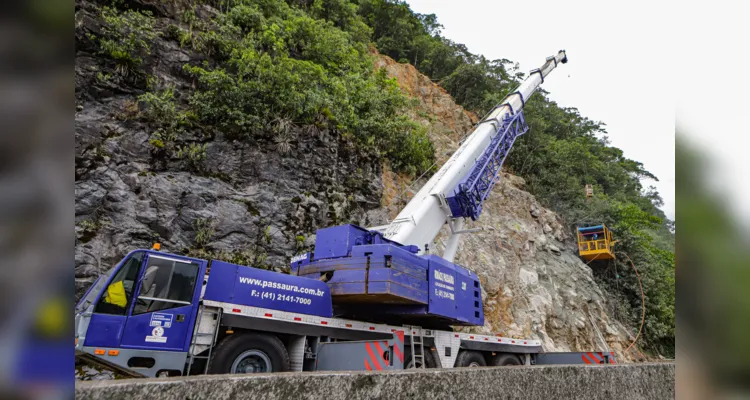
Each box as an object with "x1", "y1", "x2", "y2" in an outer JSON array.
[{"x1": 132, "y1": 255, "x2": 200, "y2": 314}]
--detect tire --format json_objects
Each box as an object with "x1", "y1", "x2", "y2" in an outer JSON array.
[
  {"x1": 454, "y1": 350, "x2": 487, "y2": 368},
  {"x1": 207, "y1": 332, "x2": 290, "y2": 374},
  {"x1": 492, "y1": 353, "x2": 522, "y2": 366},
  {"x1": 404, "y1": 347, "x2": 439, "y2": 369}
]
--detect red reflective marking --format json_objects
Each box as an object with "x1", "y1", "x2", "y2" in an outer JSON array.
[
  {"x1": 364, "y1": 359, "x2": 372, "y2": 371},
  {"x1": 321, "y1": 321, "x2": 328, "y2": 325},
  {"x1": 232, "y1": 308, "x2": 241, "y2": 313},
  {"x1": 264, "y1": 313, "x2": 273, "y2": 317},
  {"x1": 395, "y1": 331, "x2": 404, "y2": 343},
  {"x1": 589, "y1": 352, "x2": 602, "y2": 363},
  {"x1": 365, "y1": 343, "x2": 383, "y2": 370},
  {"x1": 394, "y1": 342, "x2": 404, "y2": 363},
  {"x1": 294, "y1": 317, "x2": 301, "y2": 321},
  {"x1": 373, "y1": 341, "x2": 388, "y2": 365},
  {"x1": 581, "y1": 354, "x2": 593, "y2": 364}
]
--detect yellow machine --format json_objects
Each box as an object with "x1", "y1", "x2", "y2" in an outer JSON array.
[{"x1": 577, "y1": 224, "x2": 616, "y2": 261}]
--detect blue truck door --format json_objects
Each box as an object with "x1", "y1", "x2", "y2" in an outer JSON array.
[
  {"x1": 83, "y1": 251, "x2": 146, "y2": 348},
  {"x1": 120, "y1": 253, "x2": 206, "y2": 352}
]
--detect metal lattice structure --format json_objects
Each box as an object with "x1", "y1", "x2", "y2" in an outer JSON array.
[{"x1": 446, "y1": 111, "x2": 529, "y2": 220}]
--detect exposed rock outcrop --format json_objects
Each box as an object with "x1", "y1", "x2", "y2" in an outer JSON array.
[{"x1": 75, "y1": 0, "x2": 383, "y2": 294}]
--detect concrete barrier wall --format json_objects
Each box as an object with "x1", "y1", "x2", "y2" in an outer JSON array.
[{"x1": 76, "y1": 363, "x2": 674, "y2": 400}]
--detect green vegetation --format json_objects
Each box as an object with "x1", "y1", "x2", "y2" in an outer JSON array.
[
  {"x1": 92, "y1": 0, "x2": 673, "y2": 356},
  {"x1": 179, "y1": 5, "x2": 434, "y2": 174},
  {"x1": 93, "y1": 0, "x2": 433, "y2": 176},
  {"x1": 137, "y1": 88, "x2": 205, "y2": 169},
  {"x1": 76, "y1": 216, "x2": 110, "y2": 244},
  {"x1": 193, "y1": 218, "x2": 216, "y2": 248},
  {"x1": 176, "y1": 143, "x2": 208, "y2": 172},
  {"x1": 295, "y1": 234, "x2": 306, "y2": 249},
  {"x1": 93, "y1": 7, "x2": 158, "y2": 72},
  {"x1": 76, "y1": 219, "x2": 102, "y2": 242}
]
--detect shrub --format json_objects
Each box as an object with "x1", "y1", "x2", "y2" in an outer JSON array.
[
  {"x1": 138, "y1": 88, "x2": 198, "y2": 158},
  {"x1": 226, "y1": 4, "x2": 266, "y2": 33},
  {"x1": 177, "y1": 3, "x2": 434, "y2": 175},
  {"x1": 138, "y1": 88, "x2": 177, "y2": 122},
  {"x1": 96, "y1": 7, "x2": 159, "y2": 71},
  {"x1": 176, "y1": 143, "x2": 208, "y2": 171},
  {"x1": 295, "y1": 234, "x2": 305, "y2": 250},
  {"x1": 193, "y1": 218, "x2": 215, "y2": 248}
]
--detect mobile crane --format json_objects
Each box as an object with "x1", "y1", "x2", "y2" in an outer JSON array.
[{"x1": 75, "y1": 50, "x2": 616, "y2": 378}]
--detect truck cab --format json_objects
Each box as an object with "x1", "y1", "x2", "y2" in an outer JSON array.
[{"x1": 75, "y1": 250, "x2": 207, "y2": 377}]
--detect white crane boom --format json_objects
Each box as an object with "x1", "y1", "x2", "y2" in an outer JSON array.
[{"x1": 378, "y1": 50, "x2": 568, "y2": 261}]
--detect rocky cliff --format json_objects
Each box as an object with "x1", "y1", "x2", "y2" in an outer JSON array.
[
  {"x1": 75, "y1": 0, "x2": 385, "y2": 293},
  {"x1": 75, "y1": 0, "x2": 642, "y2": 364}
]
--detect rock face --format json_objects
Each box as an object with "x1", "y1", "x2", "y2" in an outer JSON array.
[
  {"x1": 75, "y1": 0, "x2": 641, "y2": 365},
  {"x1": 75, "y1": 0, "x2": 383, "y2": 294},
  {"x1": 373, "y1": 55, "x2": 640, "y2": 362}
]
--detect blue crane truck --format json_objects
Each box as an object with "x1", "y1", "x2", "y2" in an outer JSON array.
[{"x1": 75, "y1": 51, "x2": 617, "y2": 377}]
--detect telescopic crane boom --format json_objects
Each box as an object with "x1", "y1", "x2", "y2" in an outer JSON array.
[{"x1": 379, "y1": 50, "x2": 568, "y2": 261}]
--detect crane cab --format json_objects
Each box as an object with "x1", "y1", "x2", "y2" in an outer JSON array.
[{"x1": 577, "y1": 224, "x2": 616, "y2": 261}]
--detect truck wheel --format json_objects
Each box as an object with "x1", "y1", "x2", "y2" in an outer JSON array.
[
  {"x1": 492, "y1": 353, "x2": 522, "y2": 366},
  {"x1": 454, "y1": 350, "x2": 486, "y2": 368},
  {"x1": 208, "y1": 332, "x2": 290, "y2": 374},
  {"x1": 405, "y1": 347, "x2": 438, "y2": 369}
]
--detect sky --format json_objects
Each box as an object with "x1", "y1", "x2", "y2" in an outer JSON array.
[{"x1": 405, "y1": 0, "x2": 675, "y2": 220}]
